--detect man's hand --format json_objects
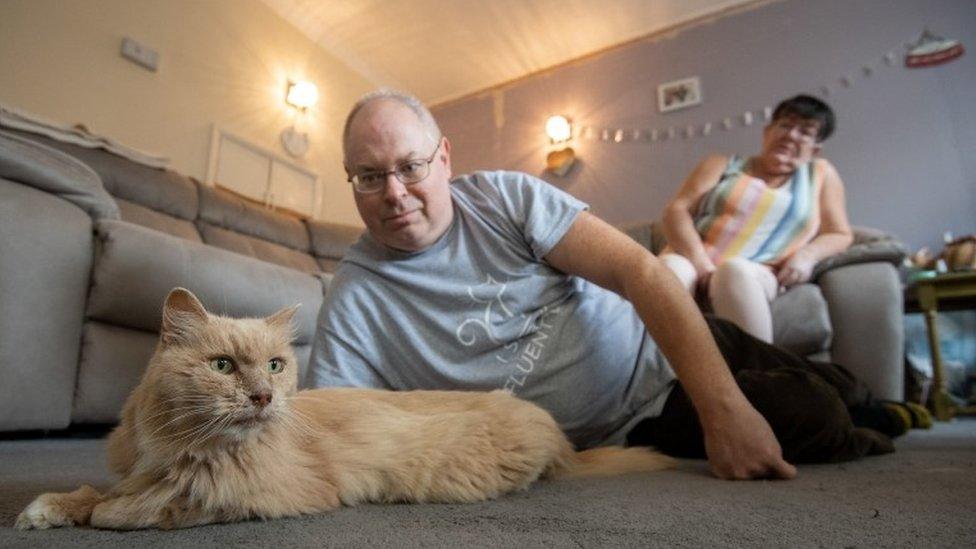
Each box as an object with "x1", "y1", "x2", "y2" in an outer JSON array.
[{"x1": 702, "y1": 401, "x2": 797, "y2": 480}]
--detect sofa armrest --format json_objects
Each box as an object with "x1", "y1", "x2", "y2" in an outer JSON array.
[
  {"x1": 0, "y1": 178, "x2": 94, "y2": 431},
  {"x1": 811, "y1": 228, "x2": 908, "y2": 281},
  {"x1": 0, "y1": 129, "x2": 119, "y2": 220},
  {"x1": 818, "y1": 262, "x2": 904, "y2": 400}
]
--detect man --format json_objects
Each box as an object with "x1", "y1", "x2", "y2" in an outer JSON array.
[{"x1": 307, "y1": 90, "x2": 902, "y2": 480}]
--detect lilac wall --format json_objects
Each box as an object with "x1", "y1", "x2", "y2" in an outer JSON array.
[{"x1": 433, "y1": 0, "x2": 976, "y2": 252}]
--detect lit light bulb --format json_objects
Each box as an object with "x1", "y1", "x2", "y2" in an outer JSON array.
[
  {"x1": 545, "y1": 115, "x2": 572, "y2": 142},
  {"x1": 286, "y1": 81, "x2": 319, "y2": 110}
]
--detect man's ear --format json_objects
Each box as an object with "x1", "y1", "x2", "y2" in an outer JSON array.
[
  {"x1": 440, "y1": 136, "x2": 452, "y2": 179},
  {"x1": 811, "y1": 143, "x2": 823, "y2": 157},
  {"x1": 160, "y1": 287, "x2": 209, "y2": 345}
]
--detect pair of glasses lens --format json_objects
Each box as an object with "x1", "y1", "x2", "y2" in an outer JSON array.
[
  {"x1": 350, "y1": 143, "x2": 440, "y2": 193},
  {"x1": 774, "y1": 121, "x2": 819, "y2": 142}
]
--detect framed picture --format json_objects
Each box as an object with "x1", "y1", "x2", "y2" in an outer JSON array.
[{"x1": 657, "y1": 77, "x2": 702, "y2": 113}]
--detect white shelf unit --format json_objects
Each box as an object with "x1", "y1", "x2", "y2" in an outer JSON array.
[{"x1": 205, "y1": 125, "x2": 322, "y2": 218}]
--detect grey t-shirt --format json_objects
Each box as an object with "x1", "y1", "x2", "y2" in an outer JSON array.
[{"x1": 306, "y1": 170, "x2": 676, "y2": 448}]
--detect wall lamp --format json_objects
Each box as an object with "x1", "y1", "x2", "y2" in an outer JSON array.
[
  {"x1": 545, "y1": 115, "x2": 576, "y2": 176},
  {"x1": 281, "y1": 80, "x2": 319, "y2": 157}
]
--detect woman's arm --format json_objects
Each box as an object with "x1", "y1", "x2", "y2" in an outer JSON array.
[
  {"x1": 661, "y1": 154, "x2": 729, "y2": 283},
  {"x1": 776, "y1": 158, "x2": 854, "y2": 286}
]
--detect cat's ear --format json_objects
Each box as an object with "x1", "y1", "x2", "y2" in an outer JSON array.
[
  {"x1": 265, "y1": 304, "x2": 300, "y2": 332},
  {"x1": 160, "y1": 287, "x2": 209, "y2": 345}
]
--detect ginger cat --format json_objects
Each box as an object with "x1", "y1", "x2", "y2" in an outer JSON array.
[{"x1": 16, "y1": 288, "x2": 672, "y2": 530}]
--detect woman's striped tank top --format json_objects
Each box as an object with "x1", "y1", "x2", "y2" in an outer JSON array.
[{"x1": 694, "y1": 155, "x2": 821, "y2": 266}]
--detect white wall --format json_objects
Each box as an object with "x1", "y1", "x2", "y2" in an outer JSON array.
[{"x1": 0, "y1": 0, "x2": 371, "y2": 226}]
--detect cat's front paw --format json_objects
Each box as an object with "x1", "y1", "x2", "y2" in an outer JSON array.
[
  {"x1": 15, "y1": 494, "x2": 75, "y2": 530},
  {"x1": 14, "y1": 485, "x2": 102, "y2": 530}
]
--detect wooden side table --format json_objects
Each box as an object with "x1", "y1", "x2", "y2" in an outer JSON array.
[{"x1": 908, "y1": 271, "x2": 976, "y2": 420}]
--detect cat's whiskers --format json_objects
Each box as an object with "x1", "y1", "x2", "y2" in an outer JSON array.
[
  {"x1": 138, "y1": 404, "x2": 212, "y2": 434},
  {"x1": 153, "y1": 411, "x2": 228, "y2": 447},
  {"x1": 184, "y1": 412, "x2": 238, "y2": 452},
  {"x1": 279, "y1": 408, "x2": 317, "y2": 439},
  {"x1": 143, "y1": 405, "x2": 216, "y2": 438}
]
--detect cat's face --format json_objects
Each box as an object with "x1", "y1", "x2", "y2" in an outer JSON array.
[{"x1": 146, "y1": 288, "x2": 300, "y2": 439}]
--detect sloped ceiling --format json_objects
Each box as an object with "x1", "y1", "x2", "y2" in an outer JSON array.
[{"x1": 260, "y1": 0, "x2": 762, "y2": 105}]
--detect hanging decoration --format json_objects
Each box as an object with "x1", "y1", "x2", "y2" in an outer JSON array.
[
  {"x1": 905, "y1": 29, "x2": 965, "y2": 68},
  {"x1": 575, "y1": 30, "x2": 964, "y2": 147}
]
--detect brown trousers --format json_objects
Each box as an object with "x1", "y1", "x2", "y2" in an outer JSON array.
[{"x1": 626, "y1": 316, "x2": 894, "y2": 463}]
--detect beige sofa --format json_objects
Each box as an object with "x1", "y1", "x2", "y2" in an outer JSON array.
[{"x1": 0, "y1": 128, "x2": 361, "y2": 431}]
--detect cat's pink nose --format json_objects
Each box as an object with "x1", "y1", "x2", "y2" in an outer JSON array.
[{"x1": 250, "y1": 392, "x2": 272, "y2": 408}]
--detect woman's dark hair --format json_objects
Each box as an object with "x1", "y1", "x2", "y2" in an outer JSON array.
[{"x1": 771, "y1": 95, "x2": 835, "y2": 142}]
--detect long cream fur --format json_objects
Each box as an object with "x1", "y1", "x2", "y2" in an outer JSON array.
[{"x1": 16, "y1": 288, "x2": 673, "y2": 530}]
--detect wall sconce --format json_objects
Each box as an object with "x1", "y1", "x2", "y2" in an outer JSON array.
[
  {"x1": 545, "y1": 115, "x2": 576, "y2": 176},
  {"x1": 286, "y1": 80, "x2": 319, "y2": 110},
  {"x1": 281, "y1": 80, "x2": 319, "y2": 157}
]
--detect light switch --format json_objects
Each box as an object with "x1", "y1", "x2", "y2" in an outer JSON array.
[{"x1": 120, "y1": 37, "x2": 159, "y2": 72}]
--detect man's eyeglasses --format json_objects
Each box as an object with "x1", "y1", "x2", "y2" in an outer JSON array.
[{"x1": 348, "y1": 142, "x2": 441, "y2": 194}]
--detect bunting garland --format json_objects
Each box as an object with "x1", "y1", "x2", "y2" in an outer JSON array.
[{"x1": 576, "y1": 31, "x2": 963, "y2": 146}]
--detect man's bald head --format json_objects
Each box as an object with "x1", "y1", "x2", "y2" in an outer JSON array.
[{"x1": 342, "y1": 90, "x2": 442, "y2": 165}]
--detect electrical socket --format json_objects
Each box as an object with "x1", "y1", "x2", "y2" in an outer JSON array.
[{"x1": 120, "y1": 37, "x2": 159, "y2": 72}]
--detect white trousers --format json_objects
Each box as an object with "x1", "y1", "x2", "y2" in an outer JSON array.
[{"x1": 660, "y1": 253, "x2": 779, "y2": 343}]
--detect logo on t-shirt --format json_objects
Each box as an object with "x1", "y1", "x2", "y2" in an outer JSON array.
[{"x1": 455, "y1": 273, "x2": 559, "y2": 393}]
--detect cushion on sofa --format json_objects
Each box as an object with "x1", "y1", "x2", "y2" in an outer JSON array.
[
  {"x1": 4, "y1": 128, "x2": 198, "y2": 222},
  {"x1": 73, "y1": 321, "x2": 158, "y2": 424},
  {"x1": 770, "y1": 283, "x2": 833, "y2": 357},
  {"x1": 198, "y1": 222, "x2": 320, "y2": 273},
  {"x1": 116, "y1": 198, "x2": 203, "y2": 242},
  {"x1": 307, "y1": 219, "x2": 363, "y2": 260},
  {"x1": 198, "y1": 184, "x2": 311, "y2": 252},
  {"x1": 0, "y1": 129, "x2": 120, "y2": 220},
  {"x1": 87, "y1": 219, "x2": 323, "y2": 346}
]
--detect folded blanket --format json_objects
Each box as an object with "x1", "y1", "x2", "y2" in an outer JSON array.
[{"x1": 0, "y1": 103, "x2": 169, "y2": 169}]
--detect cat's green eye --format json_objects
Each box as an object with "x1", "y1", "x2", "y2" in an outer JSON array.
[
  {"x1": 268, "y1": 358, "x2": 285, "y2": 374},
  {"x1": 209, "y1": 357, "x2": 235, "y2": 374}
]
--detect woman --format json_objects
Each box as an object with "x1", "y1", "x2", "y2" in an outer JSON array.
[{"x1": 660, "y1": 95, "x2": 853, "y2": 343}]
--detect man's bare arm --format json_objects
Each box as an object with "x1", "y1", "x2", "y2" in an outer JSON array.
[{"x1": 544, "y1": 211, "x2": 797, "y2": 480}]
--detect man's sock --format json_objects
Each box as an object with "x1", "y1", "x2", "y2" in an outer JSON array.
[
  {"x1": 849, "y1": 404, "x2": 910, "y2": 438},
  {"x1": 882, "y1": 400, "x2": 933, "y2": 429}
]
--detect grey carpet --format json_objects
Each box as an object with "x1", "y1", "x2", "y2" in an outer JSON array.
[{"x1": 1, "y1": 418, "x2": 974, "y2": 548}]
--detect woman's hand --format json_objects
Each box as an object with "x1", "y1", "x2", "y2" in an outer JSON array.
[
  {"x1": 692, "y1": 257, "x2": 717, "y2": 297},
  {"x1": 776, "y1": 250, "x2": 816, "y2": 288}
]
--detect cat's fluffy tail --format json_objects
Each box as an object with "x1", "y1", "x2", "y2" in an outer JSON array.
[{"x1": 554, "y1": 446, "x2": 676, "y2": 479}]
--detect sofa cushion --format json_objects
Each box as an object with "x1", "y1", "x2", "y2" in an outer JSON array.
[
  {"x1": 116, "y1": 198, "x2": 203, "y2": 242},
  {"x1": 198, "y1": 222, "x2": 320, "y2": 273},
  {"x1": 0, "y1": 129, "x2": 119, "y2": 220},
  {"x1": 4, "y1": 128, "x2": 197, "y2": 222},
  {"x1": 198, "y1": 184, "x2": 310, "y2": 252},
  {"x1": 307, "y1": 219, "x2": 363, "y2": 260},
  {"x1": 73, "y1": 321, "x2": 157, "y2": 424},
  {"x1": 87, "y1": 219, "x2": 323, "y2": 346},
  {"x1": 770, "y1": 283, "x2": 833, "y2": 356}
]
